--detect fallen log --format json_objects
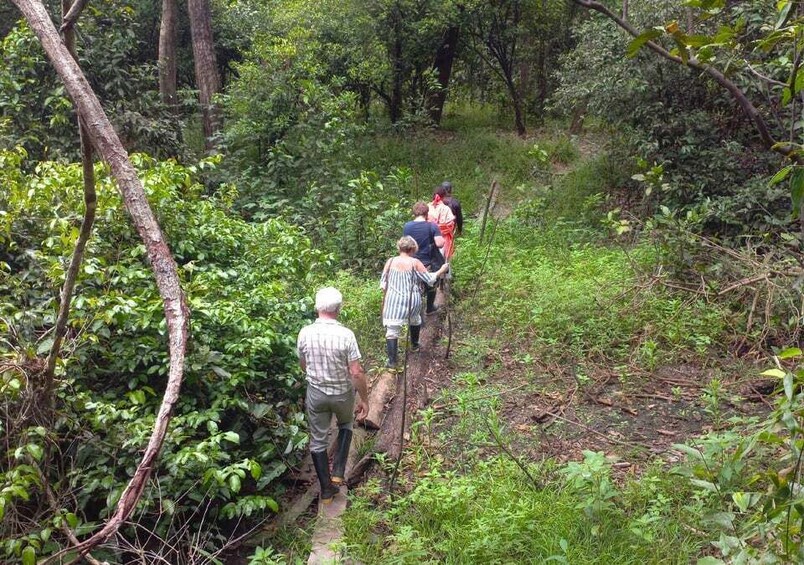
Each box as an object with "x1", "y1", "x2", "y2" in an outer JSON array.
[{"x1": 363, "y1": 370, "x2": 397, "y2": 429}]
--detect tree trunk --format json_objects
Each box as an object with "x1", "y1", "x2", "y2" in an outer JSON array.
[
  {"x1": 187, "y1": 0, "x2": 221, "y2": 148},
  {"x1": 428, "y1": 25, "x2": 460, "y2": 125},
  {"x1": 10, "y1": 0, "x2": 189, "y2": 558},
  {"x1": 390, "y1": 6, "x2": 404, "y2": 124},
  {"x1": 505, "y1": 75, "x2": 526, "y2": 135},
  {"x1": 158, "y1": 0, "x2": 178, "y2": 108}
]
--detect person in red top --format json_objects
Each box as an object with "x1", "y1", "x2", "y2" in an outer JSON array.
[
  {"x1": 441, "y1": 181, "x2": 463, "y2": 237},
  {"x1": 427, "y1": 186, "x2": 456, "y2": 260}
]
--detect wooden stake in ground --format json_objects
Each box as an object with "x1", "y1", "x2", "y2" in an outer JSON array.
[{"x1": 10, "y1": 0, "x2": 190, "y2": 561}]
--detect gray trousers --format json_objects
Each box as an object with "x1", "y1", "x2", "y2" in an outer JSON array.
[{"x1": 306, "y1": 386, "x2": 354, "y2": 452}]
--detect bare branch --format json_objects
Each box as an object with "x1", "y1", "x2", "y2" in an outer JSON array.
[
  {"x1": 59, "y1": 0, "x2": 88, "y2": 32},
  {"x1": 744, "y1": 62, "x2": 787, "y2": 88}
]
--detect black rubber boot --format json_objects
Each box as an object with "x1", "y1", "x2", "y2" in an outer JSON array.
[
  {"x1": 311, "y1": 450, "x2": 338, "y2": 503},
  {"x1": 425, "y1": 288, "x2": 438, "y2": 314},
  {"x1": 386, "y1": 338, "x2": 398, "y2": 368},
  {"x1": 409, "y1": 325, "x2": 421, "y2": 352},
  {"x1": 331, "y1": 428, "x2": 353, "y2": 485}
]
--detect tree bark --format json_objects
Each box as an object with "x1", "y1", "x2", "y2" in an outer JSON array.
[
  {"x1": 187, "y1": 0, "x2": 221, "y2": 148},
  {"x1": 9, "y1": 0, "x2": 189, "y2": 560},
  {"x1": 428, "y1": 25, "x2": 460, "y2": 125},
  {"x1": 158, "y1": 0, "x2": 178, "y2": 108}
]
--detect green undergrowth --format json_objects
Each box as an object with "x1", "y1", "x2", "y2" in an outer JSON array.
[
  {"x1": 352, "y1": 110, "x2": 579, "y2": 213},
  {"x1": 454, "y1": 205, "x2": 734, "y2": 370},
  {"x1": 341, "y1": 457, "x2": 704, "y2": 564}
]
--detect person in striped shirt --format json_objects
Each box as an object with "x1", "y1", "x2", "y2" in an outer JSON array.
[
  {"x1": 297, "y1": 287, "x2": 369, "y2": 503},
  {"x1": 380, "y1": 236, "x2": 449, "y2": 368}
]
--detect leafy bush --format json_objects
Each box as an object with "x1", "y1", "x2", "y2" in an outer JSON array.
[
  {"x1": 0, "y1": 17, "x2": 183, "y2": 163},
  {"x1": 0, "y1": 150, "x2": 323, "y2": 562}
]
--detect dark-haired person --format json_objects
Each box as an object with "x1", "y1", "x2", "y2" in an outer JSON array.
[
  {"x1": 297, "y1": 287, "x2": 369, "y2": 503},
  {"x1": 381, "y1": 236, "x2": 449, "y2": 367},
  {"x1": 403, "y1": 201, "x2": 445, "y2": 314},
  {"x1": 428, "y1": 185, "x2": 456, "y2": 260},
  {"x1": 441, "y1": 180, "x2": 463, "y2": 237}
]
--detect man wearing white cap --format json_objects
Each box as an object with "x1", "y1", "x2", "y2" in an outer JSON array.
[{"x1": 297, "y1": 287, "x2": 369, "y2": 503}]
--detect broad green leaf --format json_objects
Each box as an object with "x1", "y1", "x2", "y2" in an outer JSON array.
[
  {"x1": 770, "y1": 165, "x2": 792, "y2": 185},
  {"x1": 761, "y1": 368, "x2": 786, "y2": 377},
  {"x1": 21, "y1": 546, "x2": 35, "y2": 565},
  {"x1": 27, "y1": 443, "x2": 43, "y2": 461},
  {"x1": 732, "y1": 491, "x2": 750, "y2": 512},
  {"x1": 784, "y1": 372, "x2": 794, "y2": 400},
  {"x1": 779, "y1": 347, "x2": 802, "y2": 359},
  {"x1": 791, "y1": 168, "x2": 804, "y2": 217},
  {"x1": 627, "y1": 29, "x2": 663, "y2": 58},
  {"x1": 777, "y1": 0, "x2": 794, "y2": 30},
  {"x1": 672, "y1": 443, "x2": 704, "y2": 459},
  {"x1": 223, "y1": 431, "x2": 240, "y2": 444},
  {"x1": 691, "y1": 478, "x2": 718, "y2": 491},
  {"x1": 697, "y1": 558, "x2": 726, "y2": 565}
]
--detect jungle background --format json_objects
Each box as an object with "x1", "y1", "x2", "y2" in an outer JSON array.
[{"x1": 3, "y1": 0, "x2": 804, "y2": 563}]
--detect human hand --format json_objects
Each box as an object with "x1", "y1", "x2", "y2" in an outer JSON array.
[
  {"x1": 354, "y1": 400, "x2": 368, "y2": 421},
  {"x1": 439, "y1": 263, "x2": 450, "y2": 276}
]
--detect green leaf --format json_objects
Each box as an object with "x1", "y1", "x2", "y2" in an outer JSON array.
[
  {"x1": 784, "y1": 372, "x2": 794, "y2": 400},
  {"x1": 223, "y1": 431, "x2": 240, "y2": 444},
  {"x1": 627, "y1": 29, "x2": 663, "y2": 58},
  {"x1": 672, "y1": 443, "x2": 704, "y2": 459},
  {"x1": 65, "y1": 512, "x2": 78, "y2": 529},
  {"x1": 761, "y1": 368, "x2": 786, "y2": 378},
  {"x1": 697, "y1": 558, "x2": 726, "y2": 565},
  {"x1": 21, "y1": 546, "x2": 35, "y2": 565},
  {"x1": 228, "y1": 474, "x2": 241, "y2": 493},
  {"x1": 777, "y1": 0, "x2": 794, "y2": 30},
  {"x1": 779, "y1": 347, "x2": 802, "y2": 359},
  {"x1": 770, "y1": 165, "x2": 793, "y2": 186},
  {"x1": 732, "y1": 491, "x2": 750, "y2": 512},
  {"x1": 36, "y1": 337, "x2": 54, "y2": 357},
  {"x1": 27, "y1": 443, "x2": 43, "y2": 462},
  {"x1": 691, "y1": 478, "x2": 718, "y2": 491}
]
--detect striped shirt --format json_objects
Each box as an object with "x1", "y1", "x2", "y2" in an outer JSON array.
[
  {"x1": 381, "y1": 257, "x2": 438, "y2": 325},
  {"x1": 297, "y1": 318, "x2": 361, "y2": 395}
]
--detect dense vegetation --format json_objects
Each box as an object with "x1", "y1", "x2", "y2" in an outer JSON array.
[{"x1": 3, "y1": 0, "x2": 804, "y2": 563}]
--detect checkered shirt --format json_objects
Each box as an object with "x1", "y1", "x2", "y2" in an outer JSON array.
[{"x1": 297, "y1": 318, "x2": 362, "y2": 395}]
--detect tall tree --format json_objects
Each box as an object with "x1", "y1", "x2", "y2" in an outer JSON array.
[
  {"x1": 429, "y1": 24, "x2": 461, "y2": 124},
  {"x1": 158, "y1": 0, "x2": 178, "y2": 108},
  {"x1": 467, "y1": 0, "x2": 527, "y2": 135},
  {"x1": 188, "y1": 0, "x2": 220, "y2": 148}
]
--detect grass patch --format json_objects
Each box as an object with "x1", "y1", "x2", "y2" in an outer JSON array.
[
  {"x1": 351, "y1": 113, "x2": 541, "y2": 213},
  {"x1": 454, "y1": 211, "x2": 732, "y2": 368},
  {"x1": 342, "y1": 458, "x2": 705, "y2": 564}
]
